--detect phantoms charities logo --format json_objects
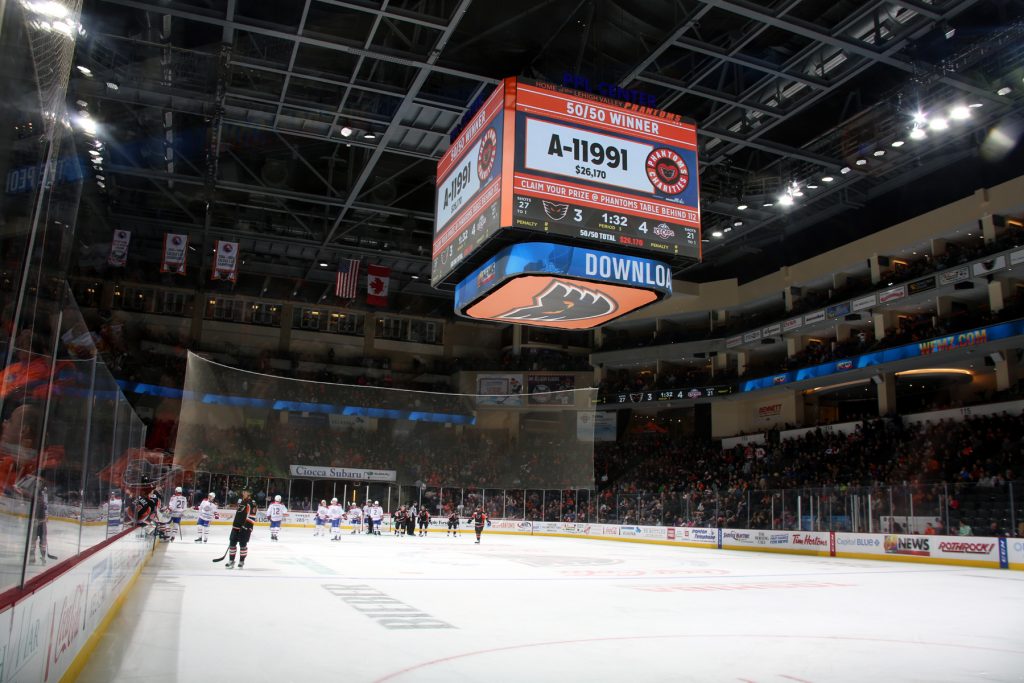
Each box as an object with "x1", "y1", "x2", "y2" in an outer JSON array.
[{"x1": 497, "y1": 279, "x2": 617, "y2": 323}]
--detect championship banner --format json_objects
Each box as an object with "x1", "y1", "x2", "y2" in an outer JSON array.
[
  {"x1": 475, "y1": 373, "x2": 524, "y2": 406},
  {"x1": 211, "y1": 240, "x2": 239, "y2": 282},
  {"x1": 108, "y1": 229, "x2": 131, "y2": 267},
  {"x1": 527, "y1": 374, "x2": 576, "y2": 405},
  {"x1": 161, "y1": 233, "x2": 188, "y2": 274}
]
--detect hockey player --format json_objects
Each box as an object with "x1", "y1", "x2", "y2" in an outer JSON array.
[
  {"x1": 266, "y1": 494, "x2": 288, "y2": 541},
  {"x1": 315, "y1": 499, "x2": 329, "y2": 537},
  {"x1": 225, "y1": 489, "x2": 257, "y2": 569},
  {"x1": 167, "y1": 486, "x2": 188, "y2": 540},
  {"x1": 363, "y1": 501, "x2": 372, "y2": 534},
  {"x1": 195, "y1": 492, "x2": 217, "y2": 543},
  {"x1": 328, "y1": 497, "x2": 344, "y2": 541},
  {"x1": 447, "y1": 511, "x2": 459, "y2": 537},
  {"x1": 348, "y1": 503, "x2": 362, "y2": 534},
  {"x1": 370, "y1": 500, "x2": 383, "y2": 535},
  {"x1": 393, "y1": 506, "x2": 408, "y2": 536},
  {"x1": 134, "y1": 483, "x2": 162, "y2": 528},
  {"x1": 417, "y1": 507, "x2": 430, "y2": 537},
  {"x1": 471, "y1": 507, "x2": 487, "y2": 544}
]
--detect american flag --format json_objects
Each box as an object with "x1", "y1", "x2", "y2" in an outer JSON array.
[{"x1": 335, "y1": 258, "x2": 360, "y2": 298}]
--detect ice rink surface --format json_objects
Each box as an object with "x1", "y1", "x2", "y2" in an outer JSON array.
[{"x1": 78, "y1": 526, "x2": 1024, "y2": 683}]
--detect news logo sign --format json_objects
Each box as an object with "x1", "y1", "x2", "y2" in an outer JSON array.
[{"x1": 884, "y1": 535, "x2": 930, "y2": 557}]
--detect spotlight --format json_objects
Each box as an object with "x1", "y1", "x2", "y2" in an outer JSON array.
[
  {"x1": 840, "y1": 166, "x2": 851, "y2": 174},
  {"x1": 806, "y1": 183, "x2": 818, "y2": 189},
  {"x1": 891, "y1": 140, "x2": 904, "y2": 148},
  {"x1": 942, "y1": 22, "x2": 956, "y2": 40},
  {"x1": 732, "y1": 220, "x2": 743, "y2": 227},
  {"x1": 910, "y1": 127, "x2": 927, "y2": 140},
  {"x1": 106, "y1": 82, "x2": 119, "y2": 91},
  {"x1": 75, "y1": 99, "x2": 87, "y2": 107},
  {"x1": 88, "y1": 150, "x2": 100, "y2": 157},
  {"x1": 997, "y1": 86, "x2": 1011, "y2": 96},
  {"x1": 340, "y1": 126, "x2": 353, "y2": 137},
  {"x1": 855, "y1": 158, "x2": 867, "y2": 166},
  {"x1": 762, "y1": 201, "x2": 774, "y2": 207},
  {"x1": 969, "y1": 103, "x2": 984, "y2": 109},
  {"x1": 928, "y1": 117, "x2": 949, "y2": 131},
  {"x1": 778, "y1": 194, "x2": 794, "y2": 207},
  {"x1": 821, "y1": 176, "x2": 834, "y2": 182},
  {"x1": 873, "y1": 150, "x2": 885, "y2": 157},
  {"x1": 319, "y1": 262, "x2": 329, "y2": 267},
  {"x1": 723, "y1": 227, "x2": 733, "y2": 233},
  {"x1": 737, "y1": 204, "x2": 748, "y2": 210},
  {"x1": 363, "y1": 132, "x2": 376, "y2": 139},
  {"x1": 913, "y1": 111, "x2": 928, "y2": 125},
  {"x1": 77, "y1": 117, "x2": 97, "y2": 135},
  {"x1": 711, "y1": 230, "x2": 723, "y2": 238},
  {"x1": 76, "y1": 65, "x2": 92, "y2": 76},
  {"x1": 949, "y1": 105, "x2": 970, "y2": 120}
]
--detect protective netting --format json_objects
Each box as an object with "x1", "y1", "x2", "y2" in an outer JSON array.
[
  {"x1": 172, "y1": 352, "x2": 596, "y2": 489},
  {"x1": 21, "y1": 0, "x2": 84, "y2": 141}
]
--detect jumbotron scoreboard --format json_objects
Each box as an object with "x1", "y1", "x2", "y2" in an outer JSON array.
[{"x1": 433, "y1": 77, "x2": 700, "y2": 329}]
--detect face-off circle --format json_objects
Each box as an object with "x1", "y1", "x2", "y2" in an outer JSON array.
[
  {"x1": 477, "y1": 128, "x2": 498, "y2": 181},
  {"x1": 645, "y1": 148, "x2": 689, "y2": 195}
]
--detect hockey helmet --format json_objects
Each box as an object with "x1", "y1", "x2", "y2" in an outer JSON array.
[
  {"x1": 175, "y1": 486, "x2": 183, "y2": 493},
  {"x1": 374, "y1": 500, "x2": 379, "y2": 505},
  {"x1": 274, "y1": 494, "x2": 282, "y2": 502},
  {"x1": 331, "y1": 497, "x2": 338, "y2": 504},
  {"x1": 320, "y1": 499, "x2": 327, "y2": 505},
  {"x1": 208, "y1": 492, "x2": 216, "y2": 500}
]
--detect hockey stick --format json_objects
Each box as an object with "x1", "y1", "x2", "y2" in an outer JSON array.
[
  {"x1": 212, "y1": 546, "x2": 230, "y2": 562},
  {"x1": 46, "y1": 553, "x2": 58, "y2": 560}
]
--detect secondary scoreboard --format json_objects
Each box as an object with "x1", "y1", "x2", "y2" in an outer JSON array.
[{"x1": 433, "y1": 77, "x2": 700, "y2": 329}]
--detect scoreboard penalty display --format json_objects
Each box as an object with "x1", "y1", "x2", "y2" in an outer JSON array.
[{"x1": 433, "y1": 77, "x2": 700, "y2": 329}]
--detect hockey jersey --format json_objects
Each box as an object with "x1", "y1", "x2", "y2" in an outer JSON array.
[
  {"x1": 370, "y1": 505, "x2": 383, "y2": 521},
  {"x1": 168, "y1": 494, "x2": 188, "y2": 516},
  {"x1": 198, "y1": 499, "x2": 218, "y2": 522},
  {"x1": 328, "y1": 503, "x2": 344, "y2": 520},
  {"x1": 317, "y1": 504, "x2": 329, "y2": 520},
  {"x1": 266, "y1": 502, "x2": 288, "y2": 522},
  {"x1": 348, "y1": 506, "x2": 363, "y2": 521}
]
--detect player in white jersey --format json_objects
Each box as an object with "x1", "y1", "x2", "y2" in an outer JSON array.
[
  {"x1": 328, "y1": 498, "x2": 344, "y2": 540},
  {"x1": 266, "y1": 495, "x2": 288, "y2": 541},
  {"x1": 370, "y1": 501, "x2": 383, "y2": 535},
  {"x1": 347, "y1": 503, "x2": 362, "y2": 534},
  {"x1": 362, "y1": 502, "x2": 371, "y2": 534},
  {"x1": 195, "y1": 492, "x2": 217, "y2": 543},
  {"x1": 315, "y1": 500, "x2": 329, "y2": 536},
  {"x1": 166, "y1": 487, "x2": 188, "y2": 541}
]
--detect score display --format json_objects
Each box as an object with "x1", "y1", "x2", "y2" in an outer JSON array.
[
  {"x1": 432, "y1": 78, "x2": 701, "y2": 290},
  {"x1": 511, "y1": 81, "x2": 700, "y2": 261}
]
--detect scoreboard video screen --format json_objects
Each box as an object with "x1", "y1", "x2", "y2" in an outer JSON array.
[
  {"x1": 432, "y1": 78, "x2": 701, "y2": 289},
  {"x1": 510, "y1": 81, "x2": 700, "y2": 261}
]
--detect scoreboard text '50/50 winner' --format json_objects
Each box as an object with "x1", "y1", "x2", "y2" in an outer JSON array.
[{"x1": 432, "y1": 77, "x2": 700, "y2": 329}]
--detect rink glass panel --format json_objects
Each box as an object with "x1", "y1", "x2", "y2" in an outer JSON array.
[{"x1": 172, "y1": 353, "x2": 598, "y2": 490}]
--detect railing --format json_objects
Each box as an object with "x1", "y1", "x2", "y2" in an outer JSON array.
[{"x1": 163, "y1": 472, "x2": 1022, "y2": 537}]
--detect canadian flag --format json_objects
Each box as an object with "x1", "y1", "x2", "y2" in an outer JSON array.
[{"x1": 366, "y1": 264, "x2": 390, "y2": 307}]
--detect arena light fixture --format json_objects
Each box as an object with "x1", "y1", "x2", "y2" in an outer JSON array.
[
  {"x1": 821, "y1": 175, "x2": 834, "y2": 182},
  {"x1": 24, "y1": 1, "x2": 70, "y2": 18},
  {"x1": 929, "y1": 117, "x2": 949, "y2": 131},
  {"x1": 340, "y1": 126, "x2": 353, "y2": 137},
  {"x1": 723, "y1": 227, "x2": 733, "y2": 233},
  {"x1": 762, "y1": 201, "x2": 774, "y2": 207},
  {"x1": 363, "y1": 132, "x2": 376, "y2": 139},
  {"x1": 737, "y1": 203, "x2": 748, "y2": 210},
  {"x1": 711, "y1": 230, "x2": 723, "y2": 238},
  {"x1": 733, "y1": 220, "x2": 743, "y2": 227},
  {"x1": 997, "y1": 86, "x2": 1011, "y2": 96},
  {"x1": 777, "y1": 194, "x2": 794, "y2": 207},
  {"x1": 319, "y1": 262, "x2": 329, "y2": 267},
  {"x1": 891, "y1": 140, "x2": 905, "y2": 148},
  {"x1": 910, "y1": 127, "x2": 927, "y2": 140},
  {"x1": 855, "y1": 158, "x2": 867, "y2": 166},
  {"x1": 895, "y1": 368, "x2": 973, "y2": 377},
  {"x1": 873, "y1": 150, "x2": 885, "y2": 157},
  {"x1": 76, "y1": 65, "x2": 92, "y2": 76},
  {"x1": 88, "y1": 150, "x2": 100, "y2": 157},
  {"x1": 949, "y1": 105, "x2": 970, "y2": 120},
  {"x1": 106, "y1": 81, "x2": 119, "y2": 91},
  {"x1": 840, "y1": 166, "x2": 851, "y2": 174},
  {"x1": 969, "y1": 102, "x2": 983, "y2": 109},
  {"x1": 913, "y1": 111, "x2": 928, "y2": 125},
  {"x1": 76, "y1": 99, "x2": 87, "y2": 108},
  {"x1": 806, "y1": 183, "x2": 818, "y2": 189}
]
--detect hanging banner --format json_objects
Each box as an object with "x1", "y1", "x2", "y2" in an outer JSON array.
[
  {"x1": 161, "y1": 233, "x2": 188, "y2": 274},
  {"x1": 108, "y1": 229, "x2": 131, "y2": 267},
  {"x1": 366, "y1": 264, "x2": 390, "y2": 306},
  {"x1": 212, "y1": 240, "x2": 239, "y2": 282}
]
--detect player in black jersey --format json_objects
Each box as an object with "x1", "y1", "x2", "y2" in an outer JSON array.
[
  {"x1": 471, "y1": 507, "x2": 487, "y2": 544},
  {"x1": 417, "y1": 508, "x2": 430, "y2": 536},
  {"x1": 226, "y1": 489, "x2": 257, "y2": 569},
  {"x1": 393, "y1": 506, "x2": 408, "y2": 536},
  {"x1": 447, "y1": 511, "x2": 459, "y2": 537}
]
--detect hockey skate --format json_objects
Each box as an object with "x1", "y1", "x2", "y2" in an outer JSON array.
[
  {"x1": 237, "y1": 562, "x2": 244, "y2": 569},
  {"x1": 225, "y1": 560, "x2": 235, "y2": 569},
  {"x1": 194, "y1": 537, "x2": 203, "y2": 543}
]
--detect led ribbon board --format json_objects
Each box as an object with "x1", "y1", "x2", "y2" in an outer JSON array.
[
  {"x1": 454, "y1": 242, "x2": 672, "y2": 330},
  {"x1": 510, "y1": 80, "x2": 700, "y2": 261}
]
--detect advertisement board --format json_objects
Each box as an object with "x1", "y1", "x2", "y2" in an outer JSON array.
[
  {"x1": 475, "y1": 373, "x2": 524, "y2": 406},
  {"x1": 510, "y1": 80, "x2": 700, "y2": 262},
  {"x1": 603, "y1": 385, "x2": 732, "y2": 404},
  {"x1": 526, "y1": 374, "x2": 576, "y2": 405},
  {"x1": 851, "y1": 294, "x2": 876, "y2": 311}
]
